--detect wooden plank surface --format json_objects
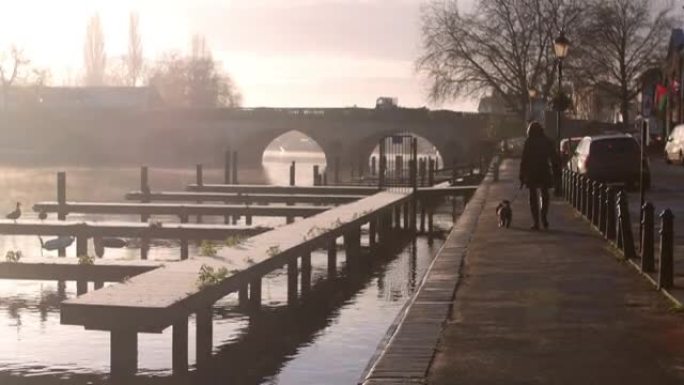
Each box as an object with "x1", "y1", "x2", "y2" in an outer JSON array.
[
  {"x1": 0, "y1": 258, "x2": 160, "y2": 282},
  {"x1": 61, "y1": 191, "x2": 409, "y2": 331},
  {"x1": 186, "y1": 184, "x2": 379, "y2": 195},
  {"x1": 0, "y1": 220, "x2": 269, "y2": 240},
  {"x1": 33, "y1": 202, "x2": 332, "y2": 218},
  {"x1": 125, "y1": 191, "x2": 364, "y2": 204}
]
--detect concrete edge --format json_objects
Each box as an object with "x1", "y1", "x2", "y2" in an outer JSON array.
[{"x1": 358, "y1": 158, "x2": 498, "y2": 384}]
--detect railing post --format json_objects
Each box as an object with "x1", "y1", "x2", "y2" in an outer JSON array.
[
  {"x1": 617, "y1": 191, "x2": 636, "y2": 259},
  {"x1": 592, "y1": 181, "x2": 600, "y2": 227},
  {"x1": 586, "y1": 178, "x2": 594, "y2": 222},
  {"x1": 641, "y1": 202, "x2": 655, "y2": 273},
  {"x1": 573, "y1": 173, "x2": 580, "y2": 210},
  {"x1": 598, "y1": 184, "x2": 606, "y2": 234},
  {"x1": 605, "y1": 187, "x2": 616, "y2": 241},
  {"x1": 576, "y1": 173, "x2": 582, "y2": 210},
  {"x1": 658, "y1": 209, "x2": 674, "y2": 290}
]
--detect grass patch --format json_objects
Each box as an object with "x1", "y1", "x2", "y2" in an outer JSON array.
[
  {"x1": 196, "y1": 264, "x2": 229, "y2": 289},
  {"x1": 5, "y1": 250, "x2": 22, "y2": 263},
  {"x1": 200, "y1": 241, "x2": 219, "y2": 257},
  {"x1": 78, "y1": 255, "x2": 94, "y2": 265}
]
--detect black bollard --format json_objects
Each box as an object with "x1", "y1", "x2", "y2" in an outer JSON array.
[
  {"x1": 641, "y1": 202, "x2": 655, "y2": 273},
  {"x1": 658, "y1": 209, "x2": 674, "y2": 290},
  {"x1": 573, "y1": 173, "x2": 580, "y2": 210},
  {"x1": 586, "y1": 177, "x2": 594, "y2": 221},
  {"x1": 616, "y1": 191, "x2": 636, "y2": 259},
  {"x1": 598, "y1": 184, "x2": 607, "y2": 236},
  {"x1": 289, "y1": 161, "x2": 296, "y2": 186},
  {"x1": 605, "y1": 187, "x2": 616, "y2": 241},
  {"x1": 371, "y1": 156, "x2": 376, "y2": 176},
  {"x1": 592, "y1": 181, "x2": 600, "y2": 227},
  {"x1": 428, "y1": 158, "x2": 435, "y2": 186}
]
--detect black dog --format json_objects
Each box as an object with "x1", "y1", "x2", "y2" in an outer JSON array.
[{"x1": 496, "y1": 200, "x2": 512, "y2": 228}]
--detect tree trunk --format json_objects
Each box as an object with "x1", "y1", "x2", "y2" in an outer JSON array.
[{"x1": 621, "y1": 96, "x2": 630, "y2": 132}]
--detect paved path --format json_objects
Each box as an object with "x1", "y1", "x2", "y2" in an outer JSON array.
[{"x1": 428, "y1": 159, "x2": 684, "y2": 384}]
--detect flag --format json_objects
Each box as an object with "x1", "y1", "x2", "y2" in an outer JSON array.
[{"x1": 655, "y1": 84, "x2": 668, "y2": 112}]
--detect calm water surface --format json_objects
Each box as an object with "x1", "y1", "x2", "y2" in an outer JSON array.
[{"x1": 0, "y1": 152, "x2": 458, "y2": 384}]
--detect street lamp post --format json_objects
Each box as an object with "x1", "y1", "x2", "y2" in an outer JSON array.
[{"x1": 554, "y1": 29, "x2": 570, "y2": 196}]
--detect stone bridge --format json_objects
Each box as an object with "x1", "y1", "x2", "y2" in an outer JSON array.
[{"x1": 1, "y1": 108, "x2": 514, "y2": 168}]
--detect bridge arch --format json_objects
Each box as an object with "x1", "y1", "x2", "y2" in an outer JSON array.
[{"x1": 261, "y1": 130, "x2": 328, "y2": 185}]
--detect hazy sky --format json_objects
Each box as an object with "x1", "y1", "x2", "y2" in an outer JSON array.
[{"x1": 0, "y1": 0, "x2": 477, "y2": 110}]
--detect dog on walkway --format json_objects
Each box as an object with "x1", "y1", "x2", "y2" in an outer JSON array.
[{"x1": 496, "y1": 200, "x2": 512, "y2": 228}]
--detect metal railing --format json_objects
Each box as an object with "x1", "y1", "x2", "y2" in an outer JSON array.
[{"x1": 562, "y1": 169, "x2": 675, "y2": 290}]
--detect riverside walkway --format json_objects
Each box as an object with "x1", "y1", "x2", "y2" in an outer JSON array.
[{"x1": 363, "y1": 159, "x2": 684, "y2": 384}]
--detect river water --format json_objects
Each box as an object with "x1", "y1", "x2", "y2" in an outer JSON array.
[{"x1": 0, "y1": 151, "x2": 459, "y2": 385}]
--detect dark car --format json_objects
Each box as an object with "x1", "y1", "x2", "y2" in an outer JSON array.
[{"x1": 568, "y1": 134, "x2": 650, "y2": 189}]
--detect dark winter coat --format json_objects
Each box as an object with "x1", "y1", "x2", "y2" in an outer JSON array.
[{"x1": 519, "y1": 135, "x2": 559, "y2": 188}]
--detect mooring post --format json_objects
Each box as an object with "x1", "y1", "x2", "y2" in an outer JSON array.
[
  {"x1": 140, "y1": 167, "x2": 150, "y2": 222},
  {"x1": 394, "y1": 205, "x2": 402, "y2": 230},
  {"x1": 641, "y1": 202, "x2": 655, "y2": 273},
  {"x1": 301, "y1": 252, "x2": 312, "y2": 294},
  {"x1": 196, "y1": 307, "x2": 213, "y2": 369},
  {"x1": 76, "y1": 280, "x2": 88, "y2": 296},
  {"x1": 658, "y1": 209, "x2": 674, "y2": 290},
  {"x1": 343, "y1": 228, "x2": 361, "y2": 266},
  {"x1": 428, "y1": 158, "x2": 435, "y2": 186},
  {"x1": 179, "y1": 214, "x2": 189, "y2": 260},
  {"x1": 402, "y1": 202, "x2": 410, "y2": 230},
  {"x1": 110, "y1": 329, "x2": 138, "y2": 379},
  {"x1": 250, "y1": 277, "x2": 262, "y2": 310},
  {"x1": 287, "y1": 260, "x2": 298, "y2": 304},
  {"x1": 369, "y1": 220, "x2": 377, "y2": 247},
  {"x1": 172, "y1": 316, "x2": 189, "y2": 375},
  {"x1": 290, "y1": 161, "x2": 296, "y2": 186},
  {"x1": 238, "y1": 285, "x2": 249, "y2": 308},
  {"x1": 327, "y1": 238, "x2": 337, "y2": 278},
  {"x1": 419, "y1": 200, "x2": 426, "y2": 233},
  {"x1": 57, "y1": 172, "x2": 67, "y2": 258},
  {"x1": 313, "y1": 165, "x2": 320, "y2": 186},
  {"x1": 334, "y1": 157, "x2": 340, "y2": 184},
  {"x1": 196, "y1": 164, "x2": 204, "y2": 223},
  {"x1": 224, "y1": 149, "x2": 232, "y2": 185},
  {"x1": 76, "y1": 234, "x2": 88, "y2": 294},
  {"x1": 224, "y1": 151, "x2": 232, "y2": 224},
  {"x1": 371, "y1": 156, "x2": 376, "y2": 176},
  {"x1": 231, "y1": 151, "x2": 239, "y2": 185}
]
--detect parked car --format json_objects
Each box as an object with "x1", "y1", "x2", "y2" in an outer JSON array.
[
  {"x1": 560, "y1": 137, "x2": 583, "y2": 165},
  {"x1": 664, "y1": 124, "x2": 684, "y2": 164},
  {"x1": 568, "y1": 134, "x2": 650, "y2": 190}
]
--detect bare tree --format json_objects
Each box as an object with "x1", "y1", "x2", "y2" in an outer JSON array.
[
  {"x1": 84, "y1": 13, "x2": 107, "y2": 86},
  {"x1": 418, "y1": 0, "x2": 584, "y2": 118},
  {"x1": 126, "y1": 13, "x2": 144, "y2": 86},
  {"x1": 0, "y1": 47, "x2": 29, "y2": 109},
  {"x1": 148, "y1": 49, "x2": 242, "y2": 108},
  {"x1": 572, "y1": 0, "x2": 673, "y2": 129}
]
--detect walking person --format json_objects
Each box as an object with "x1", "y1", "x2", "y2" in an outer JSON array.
[{"x1": 519, "y1": 121, "x2": 560, "y2": 230}]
